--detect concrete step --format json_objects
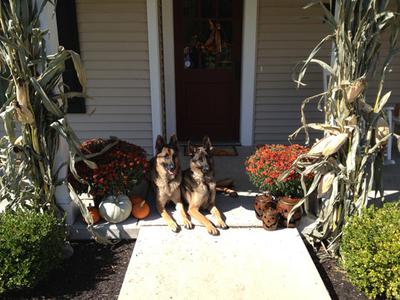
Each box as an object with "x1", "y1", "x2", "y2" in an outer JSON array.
[
  {"x1": 70, "y1": 193, "x2": 262, "y2": 239},
  {"x1": 118, "y1": 227, "x2": 330, "y2": 300}
]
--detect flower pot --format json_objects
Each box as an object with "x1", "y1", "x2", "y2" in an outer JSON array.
[
  {"x1": 261, "y1": 208, "x2": 280, "y2": 231},
  {"x1": 254, "y1": 193, "x2": 275, "y2": 220},
  {"x1": 276, "y1": 196, "x2": 302, "y2": 228}
]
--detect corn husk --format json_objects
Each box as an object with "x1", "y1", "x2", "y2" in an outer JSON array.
[
  {"x1": 308, "y1": 133, "x2": 348, "y2": 157},
  {"x1": 14, "y1": 81, "x2": 35, "y2": 124},
  {"x1": 317, "y1": 171, "x2": 335, "y2": 198},
  {"x1": 16, "y1": 80, "x2": 29, "y2": 108},
  {"x1": 375, "y1": 117, "x2": 390, "y2": 144},
  {"x1": 13, "y1": 100, "x2": 34, "y2": 125},
  {"x1": 14, "y1": 136, "x2": 23, "y2": 146},
  {"x1": 322, "y1": 133, "x2": 348, "y2": 156},
  {"x1": 345, "y1": 79, "x2": 366, "y2": 103},
  {"x1": 308, "y1": 138, "x2": 329, "y2": 156},
  {"x1": 345, "y1": 115, "x2": 357, "y2": 126}
]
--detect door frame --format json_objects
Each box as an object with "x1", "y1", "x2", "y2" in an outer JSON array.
[{"x1": 156, "y1": 0, "x2": 257, "y2": 145}]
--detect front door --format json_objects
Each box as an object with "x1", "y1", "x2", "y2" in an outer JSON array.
[{"x1": 174, "y1": 0, "x2": 243, "y2": 142}]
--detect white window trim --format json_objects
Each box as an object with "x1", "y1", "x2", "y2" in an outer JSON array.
[{"x1": 160, "y1": 0, "x2": 258, "y2": 145}]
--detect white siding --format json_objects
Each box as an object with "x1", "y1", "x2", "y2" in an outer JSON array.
[
  {"x1": 365, "y1": 43, "x2": 400, "y2": 107},
  {"x1": 254, "y1": 0, "x2": 400, "y2": 146},
  {"x1": 72, "y1": 0, "x2": 153, "y2": 154},
  {"x1": 254, "y1": 0, "x2": 331, "y2": 145}
]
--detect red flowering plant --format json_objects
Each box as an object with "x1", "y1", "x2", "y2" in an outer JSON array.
[
  {"x1": 245, "y1": 144, "x2": 310, "y2": 198},
  {"x1": 69, "y1": 138, "x2": 149, "y2": 206}
]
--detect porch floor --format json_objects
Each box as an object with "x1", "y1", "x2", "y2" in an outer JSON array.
[
  {"x1": 70, "y1": 146, "x2": 259, "y2": 240},
  {"x1": 70, "y1": 146, "x2": 400, "y2": 240}
]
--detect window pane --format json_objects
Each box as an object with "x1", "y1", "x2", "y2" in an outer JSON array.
[
  {"x1": 183, "y1": 0, "x2": 197, "y2": 17},
  {"x1": 201, "y1": 0, "x2": 216, "y2": 18},
  {"x1": 219, "y1": 0, "x2": 232, "y2": 18},
  {"x1": 181, "y1": 0, "x2": 233, "y2": 70}
]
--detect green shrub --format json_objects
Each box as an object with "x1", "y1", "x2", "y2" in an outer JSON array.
[
  {"x1": 340, "y1": 202, "x2": 400, "y2": 299},
  {"x1": 0, "y1": 210, "x2": 66, "y2": 294}
]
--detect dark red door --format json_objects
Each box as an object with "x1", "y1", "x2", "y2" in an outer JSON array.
[{"x1": 174, "y1": 0, "x2": 243, "y2": 142}]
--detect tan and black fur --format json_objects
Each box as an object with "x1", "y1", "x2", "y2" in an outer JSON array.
[
  {"x1": 181, "y1": 136, "x2": 228, "y2": 235},
  {"x1": 151, "y1": 135, "x2": 192, "y2": 232}
]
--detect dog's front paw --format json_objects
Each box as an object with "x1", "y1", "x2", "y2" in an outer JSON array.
[
  {"x1": 183, "y1": 219, "x2": 193, "y2": 230},
  {"x1": 217, "y1": 221, "x2": 229, "y2": 230},
  {"x1": 207, "y1": 225, "x2": 219, "y2": 236},
  {"x1": 167, "y1": 220, "x2": 180, "y2": 232}
]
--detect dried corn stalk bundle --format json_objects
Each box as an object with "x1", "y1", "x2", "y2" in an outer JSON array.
[
  {"x1": 0, "y1": 1, "x2": 99, "y2": 236},
  {"x1": 283, "y1": 0, "x2": 400, "y2": 255}
]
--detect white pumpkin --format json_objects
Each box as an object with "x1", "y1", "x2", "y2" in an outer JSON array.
[{"x1": 99, "y1": 195, "x2": 132, "y2": 223}]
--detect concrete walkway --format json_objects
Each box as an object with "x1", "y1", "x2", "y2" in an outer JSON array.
[
  {"x1": 117, "y1": 147, "x2": 330, "y2": 300},
  {"x1": 118, "y1": 227, "x2": 330, "y2": 300}
]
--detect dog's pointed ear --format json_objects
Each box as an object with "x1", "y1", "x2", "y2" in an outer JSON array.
[
  {"x1": 169, "y1": 134, "x2": 179, "y2": 152},
  {"x1": 202, "y1": 135, "x2": 214, "y2": 154},
  {"x1": 187, "y1": 140, "x2": 195, "y2": 156},
  {"x1": 155, "y1": 135, "x2": 165, "y2": 154}
]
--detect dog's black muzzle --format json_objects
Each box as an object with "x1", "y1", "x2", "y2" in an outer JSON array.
[
  {"x1": 202, "y1": 165, "x2": 209, "y2": 174},
  {"x1": 165, "y1": 163, "x2": 176, "y2": 176}
]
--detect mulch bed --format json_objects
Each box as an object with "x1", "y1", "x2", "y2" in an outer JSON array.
[
  {"x1": 3, "y1": 240, "x2": 135, "y2": 300},
  {"x1": 3, "y1": 238, "x2": 368, "y2": 300},
  {"x1": 306, "y1": 244, "x2": 369, "y2": 300}
]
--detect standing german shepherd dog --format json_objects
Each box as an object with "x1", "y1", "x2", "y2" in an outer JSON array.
[
  {"x1": 182, "y1": 136, "x2": 228, "y2": 235},
  {"x1": 152, "y1": 135, "x2": 193, "y2": 232}
]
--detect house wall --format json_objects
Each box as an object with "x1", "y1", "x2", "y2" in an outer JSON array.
[
  {"x1": 366, "y1": 41, "x2": 400, "y2": 107},
  {"x1": 254, "y1": 0, "x2": 331, "y2": 145},
  {"x1": 71, "y1": 0, "x2": 153, "y2": 154},
  {"x1": 254, "y1": 0, "x2": 400, "y2": 146}
]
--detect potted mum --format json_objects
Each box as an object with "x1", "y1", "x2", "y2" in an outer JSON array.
[
  {"x1": 70, "y1": 138, "x2": 149, "y2": 223},
  {"x1": 245, "y1": 144, "x2": 310, "y2": 229}
]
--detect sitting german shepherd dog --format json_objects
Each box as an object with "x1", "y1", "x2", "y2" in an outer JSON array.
[
  {"x1": 152, "y1": 135, "x2": 193, "y2": 232},
  {"x1": 182, "y1": 136, "x2": 228, "y2": 235}
]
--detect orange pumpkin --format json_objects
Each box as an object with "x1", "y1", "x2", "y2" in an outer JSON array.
[
  {"x1": 130, "y1": 195, "x2": 145, "y2": 206},
  {"x1": 132, "y1": 200, "x2": 150, "y2": 219},
  {"x1": 83, "y1": 206, "x2": 101, "y2": 224}
]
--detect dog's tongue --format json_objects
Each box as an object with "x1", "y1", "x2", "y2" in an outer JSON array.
[{"x1": 167, "y1": 169, "x2": 175, "y2": 176}]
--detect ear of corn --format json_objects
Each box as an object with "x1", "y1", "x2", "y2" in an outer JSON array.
[
  {"x1": 375, "y1": 117, "x2": 390, "y2": 144},
  {"x1": 322, "y1": 133, "x2": 348, "y2": 157},
  {"x1": 16, "y1": 81, "x2": 29, "y2": 108},
  {"x1": 12, "y1": 100, "x2": 35, "y2": 125},
  {"x1": 345, "y1": 79, "x2": 366, "y2": 103},
  {"x1": 308, "y1": 133, "x2": 348, "y2": 156},
  {"x1": 317, "y1": 172, "x2": 336, "y2": 198}
]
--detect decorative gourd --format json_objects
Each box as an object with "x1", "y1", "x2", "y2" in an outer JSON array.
[
  {"x1": 132, "y1": 200, "x2": 150, "y2": 219},
  {"x1": 99, "y1": 195, "x2": 132, "y2": 223},
  {"x1": 130, "y1": 195, "x2": 145, "y2": 206},
  {"x1": 84, "y1": 206, "x2": 101, "y2": 224}
]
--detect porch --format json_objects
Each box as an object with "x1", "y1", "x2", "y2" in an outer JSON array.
[{"x1": 69, "y1": 146, "x2": 400, "y2": 240}]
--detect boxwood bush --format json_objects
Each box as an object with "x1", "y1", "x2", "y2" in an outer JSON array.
[
  {"x1": 340, "y1": 202, "x2": 400, "y2": 299},
  {"x1": 0, "y1": 210, "x2": 66, "y2": 294}
]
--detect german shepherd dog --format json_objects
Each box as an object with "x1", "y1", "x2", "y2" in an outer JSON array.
[
  {"x1": 182, "y1": 136, "x2": 228, "y2": 235},
  {"x1": 152, "y1": 135, "x2": 193, "y2": 232}
]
